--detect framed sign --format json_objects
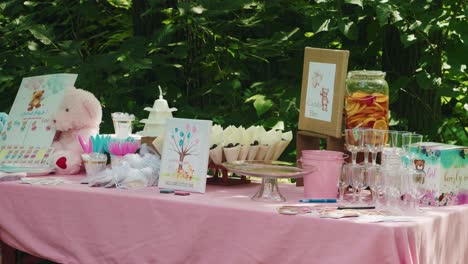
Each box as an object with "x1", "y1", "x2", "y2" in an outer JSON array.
[
  {"x1": 158, "y1": 118, "x2": 212, "y2": 193},
  {"x1": 0, "y1": 74, "x2": 77, "y2": 166},
  {"x1": 298, "y1": 47, "x2": 349, "y2": 138}
]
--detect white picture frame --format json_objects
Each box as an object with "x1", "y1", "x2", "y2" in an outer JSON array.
[{"x1": 158, "y1": 118, "x2": 212, "y2": 193}]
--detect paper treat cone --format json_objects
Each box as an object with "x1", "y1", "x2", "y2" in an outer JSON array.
[
  {"x1": 247, "y1": 145, "x2": 259, "y2": 160},
  {"x1": 264, "y1": 141, "x2": 279, "y2": 161},
  {"x1": 209, "y1": 145, "x2": 224, "y2": 165},
  {"x1": 272, "y1": 131, "x2": 293, "y2": 160},
  {"x1": 255, "y1": 144, "x2": 270, "y2": 160},
  {"x1": 272, "y1": 140, "x2": 290, "y2": 161},
  {"x1": 238, "y1": 145, "x2": 250, "y2": 161},
  {"x1": 223, "y1": 145, "x2": 241, "y2": 162}
]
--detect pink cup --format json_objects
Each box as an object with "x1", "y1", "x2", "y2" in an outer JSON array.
[{"x1": 301, "y1": 155, "x2": 345, "y2": 199}]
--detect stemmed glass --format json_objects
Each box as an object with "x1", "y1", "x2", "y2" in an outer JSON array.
[
  {"x1": 345, "y1": 128, "x2": 362, "y2": 165},
  {"x1": 339, "y1": 164, "x2": 354, "y2": 202},
  {"x1": 365, "y1": 165, "x2": 381, "y2": 204},
  {"x1": 350, "y1": 164, "x2": 365, "y2": 203},
  {"x1": 363, "y1": 129, "x2": 386, "y2": 165},
  {"x1": 402, "y1": 133, "x2": 423, "y2": 169}
]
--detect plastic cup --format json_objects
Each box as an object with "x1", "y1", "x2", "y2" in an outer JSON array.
[
  {"x1": 112, "y1": 112, "x2": 135, "y2": 139},
  {"x1": 82, "y1": 153, "x2": 107, "y2": 177},
  {"x1": 111, "y1": 155, "x2": 125, "y2": 168}
]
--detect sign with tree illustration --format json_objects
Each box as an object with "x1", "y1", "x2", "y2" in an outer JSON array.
[{"x1": 158, "y1": 118, "x2": 212, "y2": 193}]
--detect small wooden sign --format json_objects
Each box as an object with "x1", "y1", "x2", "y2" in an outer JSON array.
[{"x1": 298, "y1": 47, "x2": 349, "y2": 138}]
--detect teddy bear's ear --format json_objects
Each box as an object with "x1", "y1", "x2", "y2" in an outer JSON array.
[{"x1": 78, "y1": 89, "x2": 102, "y2": 122}]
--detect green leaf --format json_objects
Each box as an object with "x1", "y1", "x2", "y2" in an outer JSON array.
[
  {"x1": 316, "y1": 19, "x2": 331, "y2": 33},
  {"x1": 23, "y1": 1, "x2": 38, "y2": 7},
  {"x1": 245, "y1": 94, "x2": 273, "y2": 116},
  {"x1": 376, "y1": 4, "x2": 392, "y2": 26},
  {"x1": 400, "y1": 33, "x2": 417, "y2": 47},
  {"x1": 191, "y1": 5, "x2": 206, "y2": 14},
  {"x1": 28, "y1": 25, "x2": 53, "y2": 45},
  {"x1": 409, "y1": 20, "x2": 422, "y2": 31},
  {"x1": 344, "y1": 0, "x2": 363, "y2": 8},
  {"x1": 415, "y1": 71, "x2": 433, "y2": 90},
  {"x1": 376, "y1": 4, "x2": 401, "y2": 26},
  {"x1": 339, "y1": 21, "x2": 358, "y2": 40},
  {"x1": 231, "y1": 79, "x2": 241, "y2": 90},
  {"x1": 388, "y1": 76, "x2": 409, "y2": 104},
  {"x1": 106, "y1": 0, "x2": 131, "y2": 9}
]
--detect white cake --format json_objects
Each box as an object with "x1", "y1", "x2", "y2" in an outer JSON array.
[{"x1": 139, "y1": 86, "x2": 177, "y2": 137}]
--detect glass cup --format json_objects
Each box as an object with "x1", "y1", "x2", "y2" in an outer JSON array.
[
  {"x1": 401, "y1": 168, "x2": 425, "y2": 214},
  {"x1": 112, "y1": 112, "x2": 135, "y2": 139},
  {"x1": 380, "y1": 165, "x2": 405, "y2": 213},
  {"x1": 82, "y1": 153, "x2": 107, "y2": 177},
  {"x1": 111, "y1": 155, "x2": 126, "y2": 169}
]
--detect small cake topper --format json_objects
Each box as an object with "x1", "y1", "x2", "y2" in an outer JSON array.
[{"x1": 139, "y1": 85, "x2": 177, "y2": 137}]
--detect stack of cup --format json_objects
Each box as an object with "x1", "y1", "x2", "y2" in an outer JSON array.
[
  {"x1": 300, "y1": 150, "x2": 347, "y2": 199},
  {"x1": 82, "y1": 153, "x2": 108, "y2": 177}
]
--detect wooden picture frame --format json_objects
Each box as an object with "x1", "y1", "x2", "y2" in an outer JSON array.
[{"x1": 298, "y1": 47, "x2": 349, "y2": 138}]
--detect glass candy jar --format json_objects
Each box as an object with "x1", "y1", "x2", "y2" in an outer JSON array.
[{"x1": 345, "y1": 70, "x2": 389, "y2": 130}]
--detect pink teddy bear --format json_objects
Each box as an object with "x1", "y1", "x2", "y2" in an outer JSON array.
[
  {"x1": 320, "y1": 87, "x2": 329, "y2": 112},
  {"x1": 51, "y1": 87, "x2": 102, "y2": 174}
]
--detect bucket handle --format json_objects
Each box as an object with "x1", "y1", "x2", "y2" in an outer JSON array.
[
  {"x1": 298, "y1": 154, "x2": 349, "y2": 162},
  {"x1": 297, "y1": 156, "x2": 348, "y2": 169}
]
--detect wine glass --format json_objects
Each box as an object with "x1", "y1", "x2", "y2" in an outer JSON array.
[
  {"x1": 359, "y1": 128, "x2": 370, "y2": 164},
  {"x1": 350, "y1": 164, "x2": 365, "y2": 203},
  {"x1": 365, "y1": 164, "x2": 381, "y2": 204},
  {"x1": 345, "y1": 128, "x2": 362, "y2": 165},
  {"x1": 364, "y1": 129, "x2": 385, "y2": 165},
  {"x1": 402, "y1": 133, "x2": 423, "y2": 169},
  {"x1": 339, "y1": 164, "x2": 351, "y2": 202}
]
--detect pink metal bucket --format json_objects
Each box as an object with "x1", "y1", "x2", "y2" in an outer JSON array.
[{"x1": 300, "y1": 153, "x2": 345, "y2": 199}]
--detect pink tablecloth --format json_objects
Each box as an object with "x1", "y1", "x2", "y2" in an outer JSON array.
[{"x1": 0, "y1": 176, "x2": 467, "y2": 264}]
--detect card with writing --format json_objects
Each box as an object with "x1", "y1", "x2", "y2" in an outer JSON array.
[{"x1": 0, "y1": 74, "x2": 77, "y2": 148}]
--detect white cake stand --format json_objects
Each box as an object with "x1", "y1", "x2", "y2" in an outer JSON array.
[{"x1": 222, "y1": 160, "x2": 316, "y2": 203}]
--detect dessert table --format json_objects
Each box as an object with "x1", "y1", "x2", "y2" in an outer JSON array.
[{"x1": 0, "y1": 176, "x2": 467, "y2": 264}]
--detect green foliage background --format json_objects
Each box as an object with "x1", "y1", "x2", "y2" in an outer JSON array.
[{"x1": 0, "y1": 0, "x2": 467, "y2": 160}]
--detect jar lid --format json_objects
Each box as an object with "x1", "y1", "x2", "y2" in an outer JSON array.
[{"x1": 347, "y1": 70, "x2": 386, "y2": 79}]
